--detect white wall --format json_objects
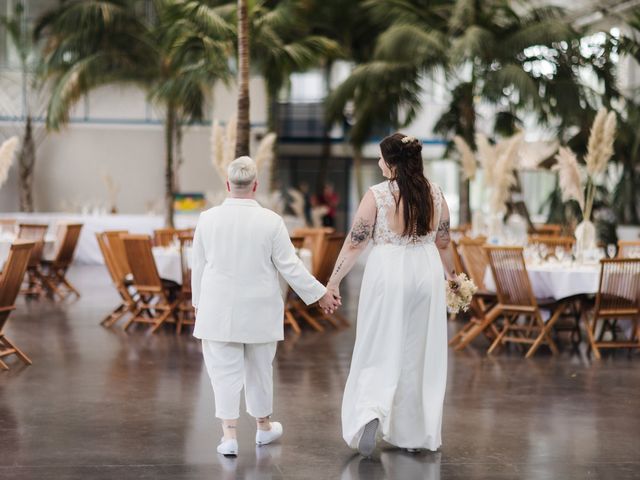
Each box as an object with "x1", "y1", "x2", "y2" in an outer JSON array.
[{"x1": 0, "y1": 77, "x2": 269, "y2": 213}]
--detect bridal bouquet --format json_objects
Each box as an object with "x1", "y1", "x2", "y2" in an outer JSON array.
[{"x1": 446, "y1": 273, "x2": 477, "y2": 314}]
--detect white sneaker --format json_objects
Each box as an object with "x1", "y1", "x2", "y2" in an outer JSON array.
[
  {"x1": 217, "y1": 437, "x2": 238, "y2": 457},
  {"x1": 255, "y1": 421, "x2": 283, "y2": 446}
]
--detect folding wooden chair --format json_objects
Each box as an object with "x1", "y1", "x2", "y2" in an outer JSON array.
[
  {"x1": 292, "y1": 227, "x2": 334, "y2": 275},
  {"x1": 40, "y1": 224, "x2": 83, "y2": 300},
  {"x1": 448, "y1": 239, "x2": 499, "y2": 348},
  {"x1": 585, "y1": 258, "x2": 640, "y2": 360},
  {"x1": 17, "y1": 223, "x2": 48, "y2": 298},
  {"x1": 176, "y1": 234, "x2": 195, "y2": 334},
  {"x1": 121, "y1": 234, "x2": 178, "y2": 333},
  {"x1": 96, "y1": 232, "x2": 137, "y2": 327},
  {"x1": 0, "y1": 241, "x2": 34, "y2": 370},
  {"x1": 313, "y1": 233, "x2": 349, "y2": 328},
  {"x1": 617, "y1": 241, "x2": 640, "y2": 258},
  {"x1": 103, "y1": 230, "x2": 132, "y2": 281},
  {"x1": 527, "y1": 235, "x2": 575, "y2": 259},
  {"x1": 454, "y1": 247, "x2": 567, "y2": 357}
]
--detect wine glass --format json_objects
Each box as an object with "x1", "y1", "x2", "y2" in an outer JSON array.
[
  {"x1": 607, "y1": 244, "x2": 617, "y2": 259},
  {"x1": 555, "y1": 246, "x2": 566, "y2": 263},
  {"x1": 538, "y1": 244, "x2": 548, "y2": 262}
]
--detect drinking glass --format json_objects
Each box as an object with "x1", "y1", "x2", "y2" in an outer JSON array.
[{"x1": 607, "y1": 244, "x2": 617, "y2": 259}]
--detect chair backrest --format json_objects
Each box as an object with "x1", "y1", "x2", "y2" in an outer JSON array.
[
  {"x1": 617, "y1": 240, "x2": 640, "y2": 259},
  {"x1": 0, "y1": 219, "x2": 16, "y2": 234},
  {"x1": 485, "y1": 246, "x2": 536, "y2": 307},
  {"x1": 179, "y1": 234, "x2": 193, "y2": 293},
  {"x1": 153, "y1": 228, "x2": 192, "y2": 247},
  {"x1": 290, "y1": 235, "x2": 305, "y2": 249},
  {"x1": 292, "y1": 227, "x2": 334, "y2": 275},
  {"x1": 122, "y1": 234, "x2": 163, "y2": 293},
  {"x1": 531, "y1": 223, "x2": 562, "y2": 236},
  {"x1": 52, "y1": 223, "x2": 82, "y2": 267},
  {"x1": 595, "y1": 258, "x2": 640, "y2": 313},
  {"x1": 96, "y1": 233, "x2": 121, "y2": 285},
  {"x1": 17, "y1": 224, "x2": 48, "y2": 267},
  {"x1": 103, "y1": 231, "x2": 130, "y2": 279},
  {"x1": 0, "y1": 241, "x2": 34, "y2": 330},
  {"x1": 458, "y1": 237, "x2": 489, "y2": 290},
  {"x1": 527, "y1": 235, "x2": 575, "y2": 257},
  {"x1": 450, "y1": 241, "x2": 466, "y2": 276},
  {"x1": 315, "y1": 234, "x2": 346, "y2": 285}
]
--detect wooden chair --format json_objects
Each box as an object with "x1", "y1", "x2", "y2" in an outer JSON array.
[
  {"x1": 0, "y1": 219, "x2": 16, "y2": 234},
  {"x1": 531, "y1": 223, "x2": 562, "y2": 236},
  {"x1": 617, "y1": 241, "x2": 640, "y2": 258},
  {"x1": 0, "y1": 241, "x2": 34, "y2": 370},
  {"x1": 17, "y1": 223, "x2": 48, "y2": 298},
  {"x1": 313, "y1": 234, "x2": 349, "y2": 328},
  {"x1": 176, "y1": 234, "x2": 195, "y2": 334},
  {"x1": 40, "y1": 224, "x2": 83, "y2": 300},
  {"x1": 121, "y1": 234, "x2": 178, "y2": 333},
  {"x1": 527, "y1": 235, "x2": 575, "y2": 259},
  {"x1": 103, "y1": 230, "x2": 132, "y2": 281},
  {"x1": 96, "y1": 232, "x2": 137, "y2": 327},
  {"x1": 585, "y1": 258, "x2": 640, "y2": 360},
  {"x1": 448, "y1": 238, "x2": 499, "y2": 348},
  {"x1": 454, "y1": 247, "x2": 567, "y2": 357},
  {"x1": 290, "y1": 235, "x2": 305, "y2": 249},
  {"x1": 451, "y1": 223, "x2": 471, "y2": 237},
  {"x1": 153, "y1": 228, "x2": 194, "y2": 247},
  {"x1": 292, "y1": 227, "x2": 334, "y2": 275}
]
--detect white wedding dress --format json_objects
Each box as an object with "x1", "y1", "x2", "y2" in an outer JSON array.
[{"x1": 342, "y1": 180, "x2": 448, "y2": 451}]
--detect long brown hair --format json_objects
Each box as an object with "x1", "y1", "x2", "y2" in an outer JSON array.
[{"x1": 380, "y1": 132, "x2": 434, "y2": 237}]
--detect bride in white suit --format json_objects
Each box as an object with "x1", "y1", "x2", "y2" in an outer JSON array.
[
  {"x1": 326, "y1": 133, "x2": 457, "y2": 457},
  {"x1": 191, "y1": 156, "x2": 340, "y2": 457}
]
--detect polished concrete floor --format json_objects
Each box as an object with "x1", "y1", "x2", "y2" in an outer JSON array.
[{"x1": 1, "y1": 265, "x2": 639, "y2": 480}]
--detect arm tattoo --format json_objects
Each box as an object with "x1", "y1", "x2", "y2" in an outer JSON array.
[
  {"x1": 350, "y1": 218, "x2": 372, "y2": 246},
  {"x1": 437, "y1": 220, "x2": 450, "y2": 242}
]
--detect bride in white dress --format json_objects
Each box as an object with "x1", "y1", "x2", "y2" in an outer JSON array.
[{"x1": 327, "y1": 133, "x2": 457, "y2": 456}]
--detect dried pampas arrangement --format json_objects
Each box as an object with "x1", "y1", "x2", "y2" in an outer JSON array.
[
  {"x1": 585, "y1": 108, "x2": 617, "y2": 177},
  {"x1": 475, "y1": 133, "x2": 495, "y2": 181},
  {"x1": 453, "y1": 135, "x2": 476, "y2": 180},
  {"x1": 552, "y1": 147, "x2": 584, "y2": 209},
  {"x1": 0, "y1": 136, "x2": 19, "y2": 190},
  {"x1": 210, "y1": 117, "x2": 238, "y2": 183},
  {"x1": 489, "y1": 133, "x2": 523, "y2": 213}
]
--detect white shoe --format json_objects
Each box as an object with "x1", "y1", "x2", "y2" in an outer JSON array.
[
  {"x1": 217, "y1": 437, "x2": 238, "y2": 457},
  {"x1": 255, "y1": 421, "x2": 283, "y2": 446}
]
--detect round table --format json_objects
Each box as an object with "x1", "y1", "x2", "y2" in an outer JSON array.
[{"x1": 484, "y1": 260, "x2": 601, "y2": 300}]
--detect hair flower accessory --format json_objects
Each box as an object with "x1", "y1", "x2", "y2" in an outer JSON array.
[{"x1": 401, "y1": 135, "x2": 417, "y2": 144}]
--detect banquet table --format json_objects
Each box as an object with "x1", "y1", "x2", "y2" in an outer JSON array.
[
  {"x1": 484, "y1": 260, "x2": 602, "y2": 300},
  {"x1": 0, "y1": 213, "x2": 200, "y2": 265},
  {"x1": 152, "y1": 247, "x2": 313, "y2": 299}
]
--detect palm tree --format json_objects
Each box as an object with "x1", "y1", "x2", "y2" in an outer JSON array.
[
  {"x1": 36, "y1": 0, "x2": 233, "y2": 226},
  {"x1": 329, "y1": 0, "x2": 584, "y2": 223},
  {"x1": 235, "y1": 0, "x2": 251, "y2": 157},
  {"x1": 0, "y1": 1, "x2": 46, "y2": 212}
]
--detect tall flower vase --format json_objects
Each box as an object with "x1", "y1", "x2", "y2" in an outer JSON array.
[{"x1": 575, "y1": 219, "x2": 596, "y2": 261}]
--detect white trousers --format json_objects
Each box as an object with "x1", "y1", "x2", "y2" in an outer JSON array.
[{"x1": 202, "y1": 340, "x2": 278, "y2": 420}]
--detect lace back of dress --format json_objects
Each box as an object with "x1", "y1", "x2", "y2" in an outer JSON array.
[{"x1": 371, "y1": 181, "x2": 442, "y2": 246}]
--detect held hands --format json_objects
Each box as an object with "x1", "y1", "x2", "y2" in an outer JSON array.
[{"x1": 319, "y1": 284, "x2": 342, "y2": 314}]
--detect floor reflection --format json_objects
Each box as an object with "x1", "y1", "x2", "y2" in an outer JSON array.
[
  {"x1": 341, "y1": 450, "x2": 441, "y2": 480},
  {"x1": 215, "y1": 445, "x2": 282, "y2": 480}
]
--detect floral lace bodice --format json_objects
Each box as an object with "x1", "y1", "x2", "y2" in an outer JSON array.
[{"x1": 369, "y1": 180, "x2": 443, "y2": 246}]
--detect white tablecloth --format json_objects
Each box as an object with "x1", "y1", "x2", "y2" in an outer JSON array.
[
  {"x1": 153, "y1": 247, "x2": 313, "y2": 300},
  {"x1": 484, "y1": 261, "x2": 601, "y2": 300},
  {"x1": 0, "y1": 213, "x2": 199, "y2": 265},
  {"x1": 0, "y1": 233, "x2": 57, "y2": 268}
]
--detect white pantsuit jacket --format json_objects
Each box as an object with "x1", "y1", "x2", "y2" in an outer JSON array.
[{"x1": 191, "y1": 198, "x2": 327, "y2": 343}]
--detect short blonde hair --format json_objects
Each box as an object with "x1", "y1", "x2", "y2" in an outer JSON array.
[{"x1": 227, "y1": 156, "x2": 257, "y2": 188}]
